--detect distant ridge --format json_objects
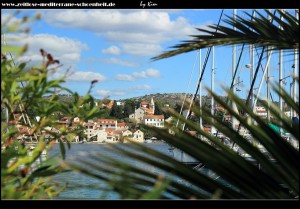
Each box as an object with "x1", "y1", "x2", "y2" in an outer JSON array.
[
  {"x1": 43, "y1": 93, "x2": 277, "y2": 109},
  {"x1": 124, "y1": 93, "x2": 211, "y2": 107}
]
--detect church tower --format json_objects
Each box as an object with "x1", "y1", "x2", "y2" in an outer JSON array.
[{"x1": 150, "y1": 97, "x2": 155, "y2": 114}]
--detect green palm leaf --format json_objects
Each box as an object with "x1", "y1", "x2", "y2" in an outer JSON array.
[
  {"x1": 68, "y1": 81, "x2": 298, "y2": 199},
  {"x1": 152, "y1": 9, "x2": 298, "y2": 61},
  {"x1": 66, "y1": 9, "x2": 298, "y2": 199}
]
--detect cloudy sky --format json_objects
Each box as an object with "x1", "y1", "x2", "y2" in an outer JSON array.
[{"x1": 2, "y1": 9, "x2": 297, "y2": 101}]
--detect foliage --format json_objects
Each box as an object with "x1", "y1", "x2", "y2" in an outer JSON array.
[
  {"x1": 66, "y1": 9, "x2": 299, "y2": 199},
  {"x1": 152, "y1": 9, "x2": 299, "y2": 61},
  {"x1": 109, "y1": 101, "x2": 123, "y2": 119},
  {"x1": 154, "y1": 101, "x2": 164, "y2": 115},
  {"x1": 123, "y1": 99, "x2": 136, "y2": 118},
  {"x1": 1, "y1": 12, "x2": 103, "y2": 199},
  {"x1": 68, "y1": 83, "x2": 299, "y2": 199}
]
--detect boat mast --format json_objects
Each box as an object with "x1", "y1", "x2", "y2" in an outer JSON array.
[
  {"x1": 249, "y1": 10, "x2": 255, "y2": 124},
  {"x1": 279, "y1": 10, "x2": 284, "y2": 134},
  {"x1": 267, "y1": 10, "x2": 271, "y2": 122},
  {"x1": 211, "y1": 46, "x2": 215, "y2": 134},
  {"x1": 199, "y1": 49, "x2": 203, "y2": 130},
  {"x1": 292, "y1": 9, "x2": 299, "y2": 118},
  {"x1": 231, "y1": 9, "x2": 238, "y2": 130}
]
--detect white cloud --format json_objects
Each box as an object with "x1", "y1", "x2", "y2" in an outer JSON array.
[
  {"x1": 102, "y1": 45, "x2": 121, "y2": 55},
  {"x1": 121, "y1": 43, "x2": 163, "y2": 56},
  {"x1": 44, "y1": 10, "x2": 198, "y2": 57},
  {"x1": 130, "y1": 84, "x2": 152, "y2": 90},
  {"x1": 1, "y1": 13, "x2": 20, "y2": 25},
  {"x1": 132, "y1": 69, "x2": 160, "y2": 78},
  {"x1": 115, "y1": 68, "x2": 160, "y2": 82},
  {"x1": 95, "y1": 89, "x2": 111, "y2": 98},
  {"x1": 10, "y1": 33, "x2": 87, "y2": 66},
  {"x1": 104, "y1": 57, "x2": 139, "y2": 67},
  {"x1": 95, "y1": 89, "x2": 128, "y2": 98},
  {"x1": 115, "y1": 74, "x2": 136, "y2": 81},
  {"x1": 67, "y1": 71, "x2": 107, "y2": 82},
  {"x1": 94, "y1": 84, "x2": 152, "y2": 98}
]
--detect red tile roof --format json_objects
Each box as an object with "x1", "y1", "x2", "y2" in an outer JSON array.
[
  {"x1": 97, "y1": 119, "x2": 116, "y2": 124},
  {"x1": 117, "y1": 122, "x2": 127, "y2": 127},
  {"x1": 105, "y1": 128, "x2": 114, "y2": 132},
  {"x1": 144, "y1": 115, "x2": 164, "y2": 119}
]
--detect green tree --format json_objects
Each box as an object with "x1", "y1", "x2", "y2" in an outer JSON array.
[
  {"x1": 154, "y1": 101, "x2": 164, "y2": 115},
  {"x1": 109, "y1": 101, "x2": 123, "y2": 119},
  {"x1": 1, "y1": 12, "x2": 103, "y2": 199},
  {"x1": 123, "y1": 99, "x2": 135, "y2": 118}
]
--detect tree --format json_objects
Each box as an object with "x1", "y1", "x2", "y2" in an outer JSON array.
[
  {"x1": 109, "y1": 101, "x2": 123, "y2": 119},
  {"x1": 154, "y1": 101, "x2": 164, "y2": 115},
  {"x1": 1, "y1": 13, "x2": 103, "y2": 199},
  {"x1": 123, "y1": 99, "x2": 135, "y2": 118}
]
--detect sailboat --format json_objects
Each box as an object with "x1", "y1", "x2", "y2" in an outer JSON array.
[
  {"x1": 168, "y1": 8, "x2": 251, "y2": 167},
  {"x1": 168, "y1": 10, "x2": 225, "y2": 169}
]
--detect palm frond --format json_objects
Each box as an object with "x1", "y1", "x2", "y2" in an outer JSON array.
[
  {"x1": 68, "y1": 81, "x2": 299, "y2": 199},
  {"x1": 152, "y1": 9, "x2": 299, "y2": 61}
]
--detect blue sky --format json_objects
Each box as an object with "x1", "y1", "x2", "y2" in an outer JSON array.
[{"x1": 2, "y1": 9, "x2": 298, "y2": 102}]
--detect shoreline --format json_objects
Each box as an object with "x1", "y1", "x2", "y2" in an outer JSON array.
[{"x1": 52, "y1": 140, "x2": 166, "y2": 145}]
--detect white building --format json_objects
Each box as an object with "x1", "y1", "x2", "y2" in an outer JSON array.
[
  {"x1": 116, "y1": 101, "x2": 124, "y2": 106},
  {"x1": 255, "y1": 106, "x2": 267, "y2": 118},
  {"x1": 129, "y1": 98, "x2": 155, "y2": 123},
  {"x1": 116, "y1": 122, "x2": 129, "y2": 130},
  {"x1": 97, "y1": 119, "x2": 117, "y2": 129},
  {"x1": 123, "y1": 130, "x2": 144, "y2": 143},
  {"x1": 132, "y1": 130, "x2": 144, "y2": 143},
  {"x1": 129, "y1": 108, "x2": 146, "y2": 123},
  {"x1": 144, "y1": 115, "x2": 164, "y2": 128},
  {"x1": 95, "y1": 129, "x2": 107, "y2": 143},
  {"x1": 83, "y1": 122, "x2": 97, "y2": 141},
  {"x1": 105, "y1": 128, "x2": 121, "y2": 143}
]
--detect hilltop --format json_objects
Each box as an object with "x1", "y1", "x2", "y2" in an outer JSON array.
[
  {"x1": 124, "y1": 93, "x2": 212, "y2": 108},
  {"x1": 42, "y1": 93, "x2": 279, "y2": 110}
]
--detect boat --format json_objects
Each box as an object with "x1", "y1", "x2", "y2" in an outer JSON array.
[
  {"x1": 144, "y1": 139, "x2": 153, "y2": 143},
  {"x1": 168, "y1": 9, "x2": 272, "y2": 169},
  {"x1": 80, "y1": 139, "x2": 87, "y2": 144}
]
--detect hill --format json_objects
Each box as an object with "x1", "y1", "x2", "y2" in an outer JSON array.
[{"x1": 125, "y1": 93, "x2": 212, "y2": 108}]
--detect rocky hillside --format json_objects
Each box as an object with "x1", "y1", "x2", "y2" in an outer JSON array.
[
  {"x1": 126, "y1": 93, "x2": 213, "y2": 108},
  {"x1": 45, "y1": 93, "x2": 276, "y2": 110},
  {"x1": 125, "y1": 92, "x2": 275, "y2": 109}
]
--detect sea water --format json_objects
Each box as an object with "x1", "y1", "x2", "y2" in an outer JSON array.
[{"x1": 49, "y1": 143, "x2": 173, "y2": 200}]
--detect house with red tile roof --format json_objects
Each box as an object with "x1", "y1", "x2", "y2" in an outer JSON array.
[
  {"x1": 116, "y1": 122, "x2": 129, "y2": 130},
  {"x1": 144, "y1": 115, "x2": 164, "y2": 128},
  {"x1": 129, "y1": 97, "x2": 156, "y2": 123},
  {"x1": 123, "y1": 129, "x2": 144, "y2": 143},
  {"x1": 97, "y1": 119, "x2": 117, "y2": 129}
]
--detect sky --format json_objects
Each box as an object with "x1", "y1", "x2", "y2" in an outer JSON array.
[{"x1": 2, "y1": 9, "x2": 298, "y2": 102}]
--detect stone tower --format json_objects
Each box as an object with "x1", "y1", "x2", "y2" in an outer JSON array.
[{"x1": 150, "y1": 97, "x2": 155, "y2": 114}]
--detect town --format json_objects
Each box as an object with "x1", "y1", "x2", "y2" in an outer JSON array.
[{"x1": 8, "y1": 94, "x2": 296, "y2": 145}]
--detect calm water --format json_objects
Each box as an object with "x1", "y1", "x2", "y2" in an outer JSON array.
[{"x1": 48, "y1": 143, "x2": 174, "y2": 200}]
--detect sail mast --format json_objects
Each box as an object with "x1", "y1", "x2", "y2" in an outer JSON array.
[
  {"x1": 199, "y1": 49, "x2": 203, "y2": 130},
  {"x1": 211, "y1": 46, "x2": 215, "y2": 134},
  {"x1": 279, "y1": 10, "x2": 284, "y2": 134},
  {"x1": 267, "y1": 10, "x2": 271, "y2": 122},
  {"x1": 249, "y1": 10, "x2": 255, "y2": 123},
  {"x1": 231, "y1": 9, "x2": 238, "y2": 130},
  {"x1": 292, "y1": 9, "x2": 299, "y2": 118}
]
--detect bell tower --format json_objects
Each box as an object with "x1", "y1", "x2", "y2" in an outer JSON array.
[{"x1": 150, "y1": 97, "x2": 155, "y2": 114}]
